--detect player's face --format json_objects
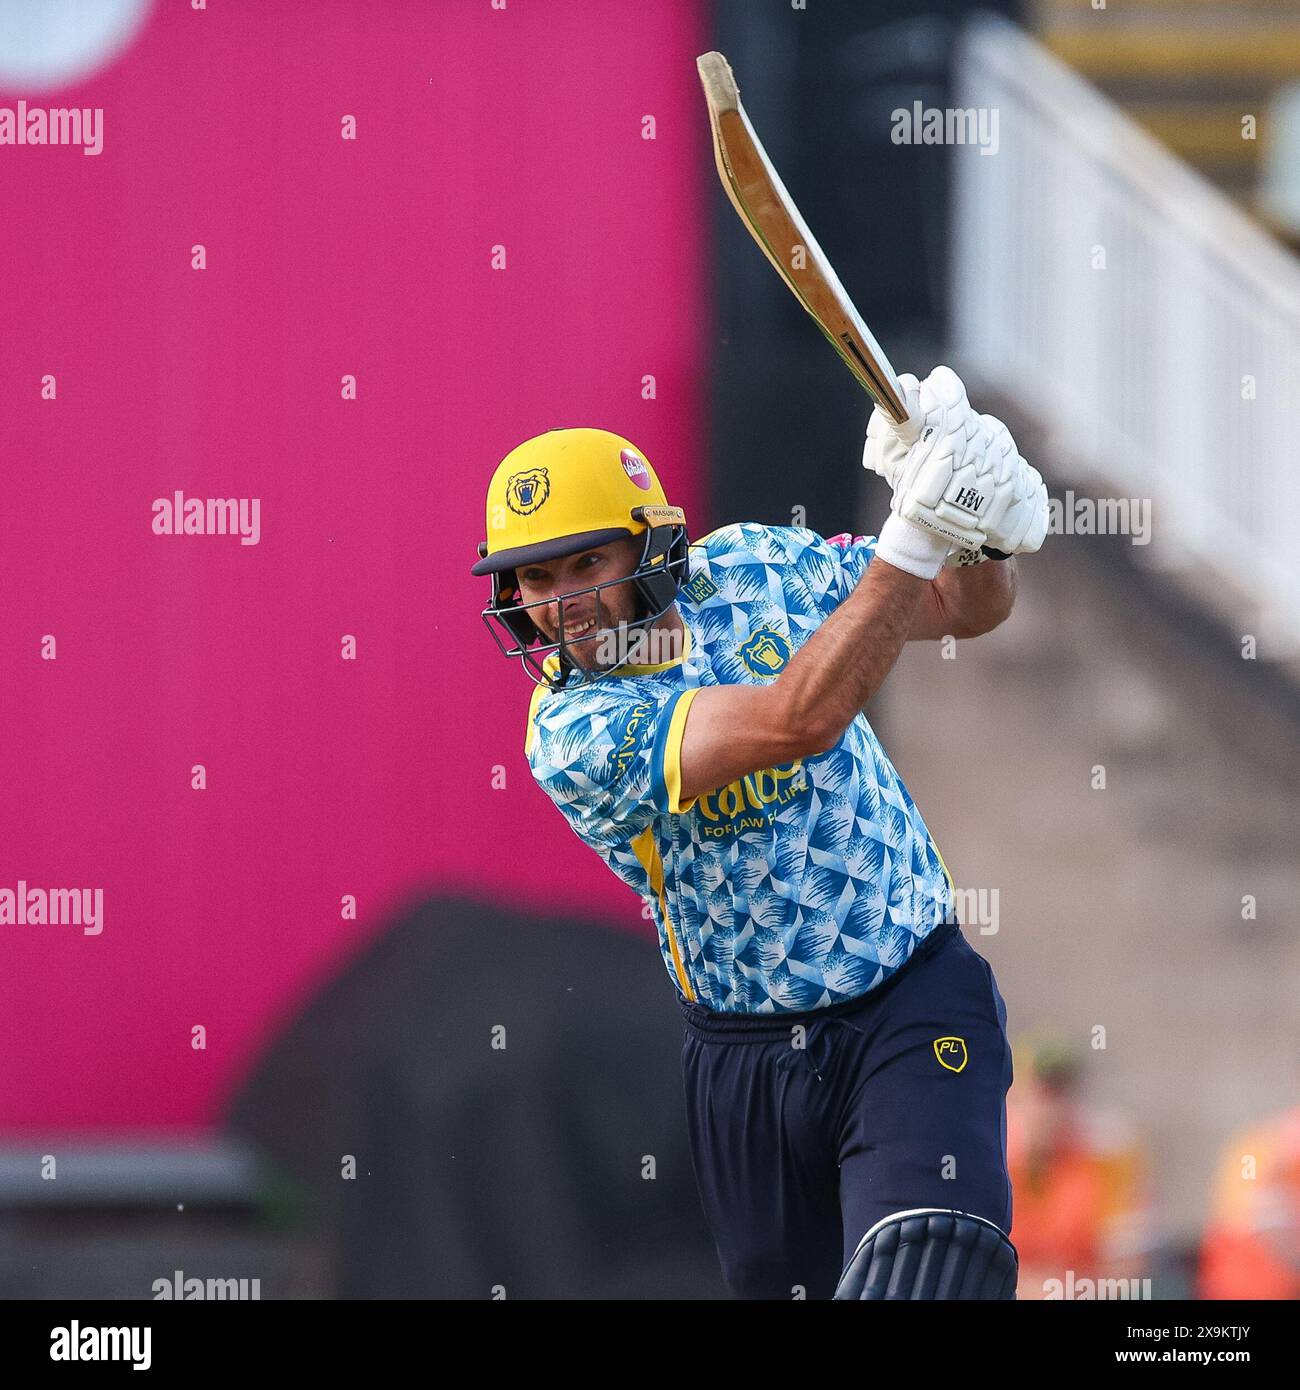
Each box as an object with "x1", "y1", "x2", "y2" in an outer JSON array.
[{"x1": 516, "y1": 536, "x2": 644, "y2": 670}]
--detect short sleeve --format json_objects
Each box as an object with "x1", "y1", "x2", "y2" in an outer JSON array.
[
  {"x1": 526, "y1": 684, "x2": 703, "y2": 849},
  {"x1": 772, "y1": 526, "x2": 878, "y2": 617}
]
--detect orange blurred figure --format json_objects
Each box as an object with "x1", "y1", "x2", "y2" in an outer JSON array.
[
  {"x1": 1199, "y1": 1105, "x2": 1300, "y2": 1300},
  {"x1": 1008, "y1": 1034, "x2": 1154, "y2": 1299}
]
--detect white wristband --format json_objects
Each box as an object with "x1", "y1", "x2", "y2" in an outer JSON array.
[{"x1": 875, "y1": 512, "x2": 951, "y2": 580}]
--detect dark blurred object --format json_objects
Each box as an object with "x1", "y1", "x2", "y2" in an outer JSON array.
[
  {"x1": 225, "y1": 897, "x2": 727, "y2": 1299},
  {"x1": 0, "y1": 1139, "x2": 323, "y2": 1299}
]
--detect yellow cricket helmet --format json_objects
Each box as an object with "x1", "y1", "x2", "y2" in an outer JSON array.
[{"x1": 472, "y1": 428, "x2": 690, "y2": 686}]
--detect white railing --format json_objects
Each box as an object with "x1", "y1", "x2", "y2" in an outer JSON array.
[{"x1": 951, "y1": 13, "x2": 1300, "y2": 656}]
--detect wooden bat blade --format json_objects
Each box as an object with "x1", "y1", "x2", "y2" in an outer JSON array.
[{"x1": 696, "y1": 50, "x2": 911, "y2": 426}]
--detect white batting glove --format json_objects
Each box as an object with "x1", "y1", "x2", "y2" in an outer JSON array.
[
  {"x1": 870, "y1": 366, "x2": 985, "y2": 576},
  {"x1": 972, "y1": 413, "x2": 1049, "y2": 556},
  {"x1": 862, "y1": 371, "x2": 921, "y2": 490},
  {"x1": 866, "y1": 366, "x2": 1048, "y2": 568},
  {"x1": 942, "y1": 414, "x2": 1048, "y2": 563}
]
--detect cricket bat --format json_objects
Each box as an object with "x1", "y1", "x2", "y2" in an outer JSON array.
[{"x1": 696, "y1": 50, "x2": 915, "y2": 432}]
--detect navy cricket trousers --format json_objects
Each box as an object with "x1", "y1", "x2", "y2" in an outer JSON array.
[{"x1": 679, "y1": 923, "x2": 1014, "y2": 1300}]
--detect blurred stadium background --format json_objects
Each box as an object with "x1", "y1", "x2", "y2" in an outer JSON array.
[{"x1": 1, "y1": 0, "x2": 1297, "y2": 1299}]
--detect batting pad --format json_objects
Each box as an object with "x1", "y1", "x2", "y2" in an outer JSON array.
[{"x1": 833, "y1": 1207, "x2": 1019, "y2": 1300}]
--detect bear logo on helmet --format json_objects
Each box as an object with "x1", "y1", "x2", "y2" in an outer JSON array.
[{"x1": 506, "y1": 468, "x2": 550, "y2": 515}]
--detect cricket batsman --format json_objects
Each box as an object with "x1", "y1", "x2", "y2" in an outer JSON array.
[{"x1": 472, "y1": 366, "x2": 1049, "y2": 1300}]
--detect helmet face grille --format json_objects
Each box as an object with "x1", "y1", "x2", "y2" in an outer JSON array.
[{"x1": 479, "y1": 524, "x2": 691, "y2": 688}]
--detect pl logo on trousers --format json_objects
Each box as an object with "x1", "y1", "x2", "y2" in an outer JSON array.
[{"x1": 933, "y1": 1036, "x2": 968, "y2": 1072}]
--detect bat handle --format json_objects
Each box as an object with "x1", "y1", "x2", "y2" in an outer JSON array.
[
  {"x1": 876, "y1": 369, "x2": 920, "y2": 443},
  {"x1": 887, "y1": 402, "x2": 923, "y2": 447}
]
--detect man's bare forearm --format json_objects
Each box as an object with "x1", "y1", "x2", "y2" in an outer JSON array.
[{"x1": 775, "y1": 557, "x2": 926, "y2": 750}]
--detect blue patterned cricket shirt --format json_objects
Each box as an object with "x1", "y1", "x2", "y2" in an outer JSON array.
[{"x1": 525, "y1": 523, "x2": 956, "y2": 1014}]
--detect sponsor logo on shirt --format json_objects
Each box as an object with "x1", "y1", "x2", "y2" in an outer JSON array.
[
  {"x1": 608, "y1": 699, "x2": 656, "y2": 780},
  {"x1": 681, "y1": 572, "x2": 719, "y2": 604},
  {"x1": 696, "y1": 760, "x2": 807, "y2": 834}
]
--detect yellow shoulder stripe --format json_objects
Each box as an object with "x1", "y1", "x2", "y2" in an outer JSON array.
[
  {"x1": 663, "y1": 686, "x2": 703, "y2": 813},
  {"x1": 524, "y1": 682, "x2": 549, "y2": 757}
]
